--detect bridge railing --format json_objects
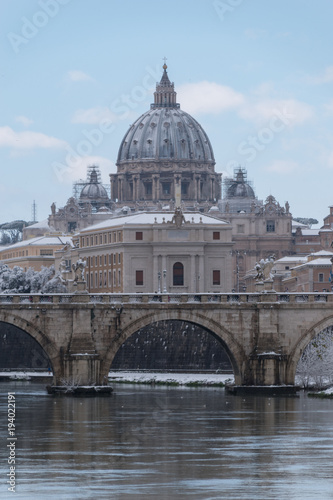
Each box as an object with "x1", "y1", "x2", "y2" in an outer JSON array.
[{"x1": 0, "y1": 292, "x2": 333, "y2": 305}]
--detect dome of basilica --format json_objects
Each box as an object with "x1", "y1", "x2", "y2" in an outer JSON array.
[
  {"x1": 110, "y1": 64, "x2": 221, "y2": 208},
  {"x1": 117, "y1": 65, "x2": 214, "y2": 165},
  {"x1": 117, "y1": 107, "x2": 214, "y2": 164}
]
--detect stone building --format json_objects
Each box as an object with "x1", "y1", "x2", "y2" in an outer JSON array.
[
  {"x1": 48, "y1": 166, "x2": 113, "y2": 234},
  {"x1": 0, "y1": 235, "x2": 70, "y2": 271},
  {"x1": 110, "y1": 64, "x2": 221, "y2": 210},
  {"x1": 67, "y1": 211, "x2": 233, "y2": 293},
  {"x1": 217, "y1": 167, "x2": 294, "y2": 291}
]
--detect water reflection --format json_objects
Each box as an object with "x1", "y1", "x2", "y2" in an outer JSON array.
[{"x1": 0, "y1": 382, "x2": 333, "y2": 499}]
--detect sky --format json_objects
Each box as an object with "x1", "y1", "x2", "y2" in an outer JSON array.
[{"x1": 1, "y1": 0, "x2": 333, "y2": 226}]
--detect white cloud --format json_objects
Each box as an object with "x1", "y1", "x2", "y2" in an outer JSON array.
[
  {"x1": 324, "y1": 100, "x2": 333, "y2": 115},
  {"x1": 67, "y1": 70, "x2": 94, "y2": 82},
  {"x1": 0, "y1": 126, "x2": 67, "y2": 150},
  {"x1": 265, "y1": 160, "x2": 299, "y2": 174},
  {"x1": 239, "y1": 98, "x2": 313, "y2": 126},
  {"x1": 308, "y1": 66, "x2": 333, "y2": 84},
  {"x1": 56, "y1": 155, "x2": 115, "y2": 184},
  {"x1": 244, "y1": 29, "x2": 267, "y2": 40},
  {"x1": 71, "y1": 106, "x2": 119, "y2": 124},
  {"x1": 177, "y1": 81, "x2": 244, "y2": 115},
  {"x1": 15, "y1": 115, "x2": 34, "y2": 127}
]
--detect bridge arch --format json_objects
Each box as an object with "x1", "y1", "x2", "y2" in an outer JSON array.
[
  {"x1": 288, "y1": 314, "x2": 333, "y2": 383},
  {"x1": 0, "y1": 312, "x2": 61, "y2": 379},
  {"x1": 102, "y1": 309, "x2": 247, "y2": 383}
]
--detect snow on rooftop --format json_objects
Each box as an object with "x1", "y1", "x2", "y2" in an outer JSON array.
[
  {"x1": 26, "y1": 219, "x2": 50, "y2": 229},
  {"x1": 294, "y1": 257, "x2": 333, "y2": 269},
  {"x1": 80, "y1": 212, "x2": 229, "y2": 233},
  {"x1": 0, "y1": 235, "x2": 71, "y2": 250},
  {"x1": 310, "y1": 250, "x2": 333, "y2": 256}
]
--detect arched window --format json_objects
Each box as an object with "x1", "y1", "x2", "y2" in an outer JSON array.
[{"x1": 173, "y1": 262, "x2": 184, "y2": 286}]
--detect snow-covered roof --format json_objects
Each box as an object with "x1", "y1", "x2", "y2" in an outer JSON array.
[
  {"x1": 309, "y1": 250, "x2": 333, "y2": 257},
  {"x1": 26, "y1": 219, "x2": 50, "y2": 229},
  {"x1": 0, "y1": 235, "x2": 71, "y2": 251},
  {"x1": 293, "y1": 258, "x2": 332, "y2": 269},
  {"x1": 297, "y1": 229, "x2": 320, "y2": 236},
  {"x1": 292, "y1": 220, "x2": 309, "y2": 228},
  {"x1": 80, "y1": 212, "x2": 229, "y2": 233},
  {"x1": 275, "y1": 256, "x2": 307, "y2": 263}
]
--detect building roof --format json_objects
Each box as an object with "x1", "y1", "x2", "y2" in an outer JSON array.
[
  {"x1": 80, "y1": 211, "x2": 229, "y2": 233},
  {"x1": 0, "y1": 235, "x2": 71, "y2": 251}
]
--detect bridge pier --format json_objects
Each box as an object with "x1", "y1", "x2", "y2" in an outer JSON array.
[
  {"x1": 248, "y1": 353, "x2": 288, "y2": 386},
  {"x1": 62, "y1": 354, "x2": 102, "y2": 386}
]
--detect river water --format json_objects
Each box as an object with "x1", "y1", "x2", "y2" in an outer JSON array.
[{"x1": 1, "y1": 381, "x2": 333, "y2": 500}]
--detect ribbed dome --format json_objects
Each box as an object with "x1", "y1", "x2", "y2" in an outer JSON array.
[
  {"x1": 227, "y1": 182, "x2": 255, "y2": 198},
  {"x1": 117, "y1": 107, "x2": 215, "y2": 164},
  {"x1": 80, "y1": 167, "x2": 109, "y2": 203},
  {"x1": 226, "y1": 169, "x2": 255, "y2": 199}
]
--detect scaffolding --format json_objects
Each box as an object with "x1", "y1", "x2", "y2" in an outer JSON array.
[{"x1": 72, "y1": 165, "x2": 111, "y2": 201}]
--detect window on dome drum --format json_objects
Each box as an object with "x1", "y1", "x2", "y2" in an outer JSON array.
[
  {"x1": 266, "y1": 220, "x2": 275, "y2": 232},
  {"x1": 181, "y1": 183, "x2": 189, "y2": 195},
  {"x1": 173, "y1": 262, "x2": 184, "y2": 286},
  {"x1": 319, "y1": 273, "x2": 324, "y2": 283},
  {"x1": 213, "y1": 232, "x2": 220, "y2": 240},
  {"x1": 162, "y1": 182, "x2": 171, "y2": 195},
  {"x1": 136, "y1": 231, "x2": 143, "y2": 240},
  {"x1": 145, "y1": 183, "x2": 152, "y2": 196},
  {"x1": 213, "y1": 270, "x2": 220, "y2": 286},
  {"x1": 136, "y1": 270, "x2": 144, "y2": 286}
]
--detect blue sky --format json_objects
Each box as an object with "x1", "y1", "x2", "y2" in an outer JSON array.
[{"x1": 1, "y1": 0, "x2": 333, "y2": 226}]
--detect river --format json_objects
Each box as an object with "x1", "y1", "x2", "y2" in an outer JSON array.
[{"x1": 1, "y1": 381, "x2": 333, "y2": 499}]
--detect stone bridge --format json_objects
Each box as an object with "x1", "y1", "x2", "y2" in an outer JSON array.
[{"x1": 1, "y1": 291, "x2": 333, "y2": 387}]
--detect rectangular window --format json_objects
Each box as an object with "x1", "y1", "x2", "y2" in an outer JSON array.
[
  {"x1": 319, "y1": 273, "x2": 324, "y2": 282},
  {"x1": 109, "y1": 254, "x2": 112, "y2": 265},
  {"x1": 118, "y1": 270, "x2": 121, "y2": 287},
  {"x1": 266, "y1": 220, "x2": 275, "y2": 232},
  {"x1": 108, "y1": 270, "x2": 112, "y2": 288},
  {"x1": 99, "y1": 235, "x2": 103, "y2": 245},
  {"x1": 118, "y1": 253, "x2": 121, "y2": 264},
  {"x1": 99, "y1": 256, "x2": 102, "y2": 266},
  {"x1": 95, "y1": 256, "x2": 98, "y2": 266},
  {"x1": 104, "y1": 255, "x2": 107, "y2": 265},
  {"x1": 118, "y1": 231, "x2": 121, "y2": 242},
  {"x1": 237, "y1": 225, "x2": 244, "y2": 234},
  {"x1": 113, "y1": 253, "x2": 116, "y2": 264},
  {"x1": 136, "y1": 270, "x2": 144, "y2": 286},
  {"x1": 40, "y1": 249, "x2": 53, "y2": 255},
  {"x1": 104, "y1": 234, "x2": 107, "y2": 244},
  {"x1": 213, "y1": 270, "x2": 221, "y2": 285},
  {"x1": 213, "y1": 232, "x2": 220, "y2": 240},
  {"x1": 136, "y1": 231, "x2": 143, "y2": 240},
  {"x1": 109, "y1": 233, "x2": 112, "y2": 243},
  {"x1": 113, "y1": 269, "x2": 116, "y2": 287},
  {"x1": 91, "y1": 236, "x2": 93, "y2": 246},
  {"x1": 95, "y1": 272, "x2": 98, "y2": 288}
]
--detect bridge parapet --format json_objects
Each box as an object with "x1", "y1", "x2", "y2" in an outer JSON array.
[{"x1": 0, "y1": 291, "x2": 333, "y2": 306}]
